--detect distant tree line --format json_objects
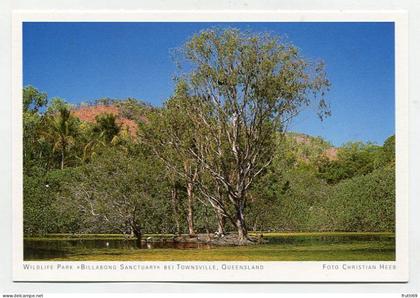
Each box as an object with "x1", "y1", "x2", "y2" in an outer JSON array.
[{"x1": 23, "y1": 28, "x2": 395, "y2": 243}]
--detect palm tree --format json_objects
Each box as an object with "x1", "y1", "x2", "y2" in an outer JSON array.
[
  {"x1": 42, "y1": 106, "x2": 79, "y2": 169},
  {"x1": 94, "y1": 113, "x2": 121, "y2": 144},
  {"x1": 80, "y1": 113, "x2": 126, "y2": 163}
]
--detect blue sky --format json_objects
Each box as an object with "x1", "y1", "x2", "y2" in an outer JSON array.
[{"x1": 23, "y1": 22, "x2": 394, "y2": 146}]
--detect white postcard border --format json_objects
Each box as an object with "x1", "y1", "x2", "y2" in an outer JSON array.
[{"x1": 11, "y1": 10, "x2": 409, "y2": 282}]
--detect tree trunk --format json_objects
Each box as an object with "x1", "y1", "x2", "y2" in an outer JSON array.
[
  {"x1": 216, "y1": 209, "x2": 226, "y2": 236},
  {"x1": 186, "y1": 181, "x2": 195, "y2": 237},
  {"x1": 215, "y1": 185, "x2": 226, "y2": 236},
  {"x1": 60, "y1": 149, "x2": 65, "y2": 170},
  {"x1": 171, "y1": 186, "x2": 181, "y2": 235},
  {"x1": 60, "y1": 137, "x2": 66, "y2": 170},
  {"x1": 234, "y1": 200, "x2": 248, "y2": 243},
  {"x1": 132, "y1": 225, "x2": 142, "y2": 248}
]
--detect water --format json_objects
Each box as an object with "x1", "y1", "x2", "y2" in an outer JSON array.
[
  {"x1": 23, "y1": 234, "x2": 394, "y2": 260},
  {"x1": 24, "y1": 238, "x2": 212, "y2": 260},
  {"x1": 266, "y1": 234, "x2": 394, "y2": 245}
]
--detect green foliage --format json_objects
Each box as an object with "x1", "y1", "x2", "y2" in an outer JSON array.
[
  {"x1": 23, "y1": 85, "x2": 48, "y2": 113},
  {"x1": 23, "y1": 171, "x2": 54, "y2": 235},
  {"x1": 92, "y1": 97, "x2": 150, "y2": 121},
  {"x1": 248, "y1": 165, "x2": 330, "y2": 231},
  {"x1": 93, "y1": 113, "x2": 121, "y2": 143},
  {"x1": 41, "y1": 105, "x2": 80, "y2": 169},
  {"x1": 383, "y1": 135, "x2": 395, "y2": 160},
  {"x1": 23, "y1": 86, "x2": 50, "y2": 174},
  {"x1": 283, "y1": 133, "x2": 332, "y2": 166},
  {"x1": 45, "y1": 168, "x2": 84, "y2": 233},
  {"x1": 317, "y1": 142, "x2": 382, "y2": 184},
  {"x1": 23, "y1": 112, "x2": 46, "y2": 173},
  {"x1": 23, "y1": 88, "x2": 396, "y2": 236},
  {"x1": 46, "y1": 97, "x2": 73, "y2": 114},
  {"x1": 374, "y1": 135, "x2": 395, "y2": 167},
  {"x1": 60, "y1": 149, "x2": 173, "y2": 236},
  {"x1": 248, "y1": 132, "x2": 395, "y2": 233},
  {"x1": 23, "y1": 167, "x2": 82, "y2": 235},
  {"x1": 115, "y1": 98, "x2": 150, "y2": 121},
  {"x1": 172, "y1": 28, "x2": 331, "y2": 240},
  {"x1": 309, "y1": 165, "x2": 395, "y2": 232}
]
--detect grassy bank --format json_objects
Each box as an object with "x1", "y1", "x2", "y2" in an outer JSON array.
[{"x1": 24, "y1": 232, "x2": 395, "y2": 261}]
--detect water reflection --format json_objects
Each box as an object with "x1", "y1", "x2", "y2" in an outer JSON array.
[
  {"x1": 23, "y1": 234, "x2": 394, "y2": 260},
  {"x1": 266, "y1": 234, "x2": 394, "y2": 245},
  {"x1": 24, "y1": 238, "x2": 212, "y2": 260}
]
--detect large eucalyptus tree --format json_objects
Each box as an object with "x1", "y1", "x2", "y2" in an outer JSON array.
[{"x1": 173, "y1": 28, "x2": 331, "y2": 243}]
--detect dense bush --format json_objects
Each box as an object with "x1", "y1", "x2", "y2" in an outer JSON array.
[
  {"x1": 59, "y1": 149, "x2": 175, "y2": 236},
  {"x1": 248, "y1": 164, "x2": 395, "y2": 233},
  {"x1": 317, "y1": 142, "x2": 381, "y2": 184},
  {"x1": 24, "y1": 173, "x2": 54, "y2": 235},
  {"x1": 309, "y1": 165, "x2": 395, "y2": 232},
  {"x1": 23, "y1": 167, "x2": 82, "y2": 235}
]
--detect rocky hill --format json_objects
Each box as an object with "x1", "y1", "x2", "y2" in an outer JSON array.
[
  {"x1": 71, "y1": 99, "x2": 149, "y2": 137},
  {"x1": 285, "y1": 132, "x2": 338, "y2": 162},
  {"x1": 71, "y1": 103, "x2": 338, "y2": 161}
]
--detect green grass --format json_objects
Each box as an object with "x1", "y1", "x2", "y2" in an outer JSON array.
[{"x1": 24, "y1": 232, "x2": 395, "y2": 261}]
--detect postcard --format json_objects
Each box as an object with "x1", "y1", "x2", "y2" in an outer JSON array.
[{"x1": 11, "y1": 10, "x2": 408, "y2": 282}]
